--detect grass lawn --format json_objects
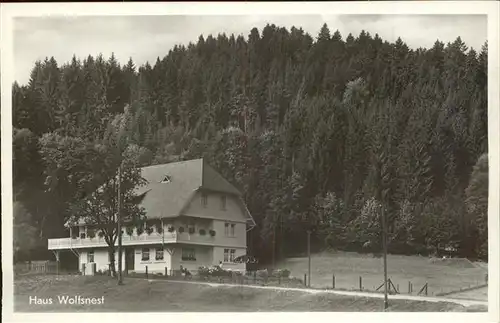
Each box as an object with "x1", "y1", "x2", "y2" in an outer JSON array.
[
  {"x1": 278, "y1": 251, "x2": 488, "y2": 297},
  {"x1": 14, "y1": 275, "x2": 486, "y2": 312}
]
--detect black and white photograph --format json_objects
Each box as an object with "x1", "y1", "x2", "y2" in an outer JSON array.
[{"x1": 1, "y1": 1, "x2": 499, "y2": 322}]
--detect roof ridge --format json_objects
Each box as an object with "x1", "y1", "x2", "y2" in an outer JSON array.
[{"x1": 141, "y1": 158, "x2": 203, "y2": 170}]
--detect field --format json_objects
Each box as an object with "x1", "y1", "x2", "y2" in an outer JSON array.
[
  {"x1": 14, "y1": 274, "x2": 485, "y2": 312},
  {"x1": 278, "y1": 252, "x2": 488, "y2": 297}
]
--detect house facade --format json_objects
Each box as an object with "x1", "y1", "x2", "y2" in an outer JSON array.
[{"x1": 47, "y1": 159, "x2": 256, "y2": 275}]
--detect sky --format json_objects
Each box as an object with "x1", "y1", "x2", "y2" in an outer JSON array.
[{"x1": 13, "y1": 15, "x2": 487, "y2": 85}]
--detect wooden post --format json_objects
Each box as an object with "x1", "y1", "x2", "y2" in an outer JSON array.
[
  {"x1": 117, "y1": 165, "x2": 123, "y2": 285},
  {"x1": 278, "y1": 274, "x2": 281, "y2": 285},
  {"x1": 381, "y1": 205, "x2": 389, "y2": 309},
  {"x1": 332, "y1": 274, "x2": 336, "y2": 289},
  {"x1": 304, "y1": 273, "x2": 307, "y2": 286},
  {"x1": 165, "y1": 267, "x2": 168, "y2": 277},
  {"x1": 272, "y1": 213, "x2": 276, "y2": 269},
  {"x1": 54, "y1": 251, "x2": 60, "y2": 275},
  {"x1": 307, "y1": 230, "x2": 311, "y2": 287},
  {"x1": 145, "y1": 266, "x2": 148, "y2": 279},
  {"x1": 253, "y1": 271, "x2": 256, "y2": 284},
  {"x1": 359, "y1": 276, "x2": 363, "y2": 290},
  {"x1": 408, "y1": 281, "x2": 411, "y2": 294}
]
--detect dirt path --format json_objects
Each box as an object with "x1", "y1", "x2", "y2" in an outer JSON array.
[{"x1": 146, "y1": 278, "x2": 488, "y2": 308}]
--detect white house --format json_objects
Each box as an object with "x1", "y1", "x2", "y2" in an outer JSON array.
[{"x1": 48, "y1": 158, "x2": 256, "y2": 275}]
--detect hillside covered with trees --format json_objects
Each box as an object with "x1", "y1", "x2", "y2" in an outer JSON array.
[{"x1": 13, "y1": 23, "x2": 488, "y2": 263}]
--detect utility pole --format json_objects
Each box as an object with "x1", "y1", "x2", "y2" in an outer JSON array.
[
  {"x1": 381, "y1": 204, "x2": 388, "y2": 309},
  {"x1": 272, "y1": 216, "x2": 276, "y2": 269},
  {"x1": 307, "y1": 229, "x2": 311, "y2": 287},
  {"x1": 280, "y1": 213, "x2": 284, "y2": 261},
  {"x1": 117, "y1": 164, "x2": 123, "y2": 285}
]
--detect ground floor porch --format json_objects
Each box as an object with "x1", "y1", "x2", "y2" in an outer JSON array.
[{"x1": 70, "y1": 244, "x2": 247, "y2": 275}]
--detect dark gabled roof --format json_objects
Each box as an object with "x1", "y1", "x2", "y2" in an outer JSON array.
[
  {"x1": 136, "y1": 158, "x2": 246, "y2": 221},
  {"x1": 67, "y1": 158, "x2": 256, "y2": 228},
  {"x1": 201, "y1": 161, "x2": 241, "y2": 195}
]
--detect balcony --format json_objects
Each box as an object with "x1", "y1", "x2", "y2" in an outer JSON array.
[{"x1": 48, "y1": 231, "x2": 216, "y2": 250}]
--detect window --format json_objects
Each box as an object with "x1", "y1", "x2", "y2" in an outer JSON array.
[
  {"x1": 224, "y1": 249, "x2": 236, "y2": 263},
  {"x1": 225, "y1": 223, "x2": 235, "y2": 237},
  {"x1": 187, "y1": 223, "x2": 196, "y2": 234},
  {"x1": 141, "y1": 248, "x2": 150, "y2": 261},
  {"x1": 220, "y1": 195, "x2": 227, "y2": 210},
  {"x1": 87, "y1": 250, "x2": 94, "y2": 263},
  {"x1": 181, "y1": 248, "x2": 196, "y2": 261},
  {"x1": 72, "y1": 227, "x2": 79, "y2": 239},
  {"x1": 155, "y1": 247, "x2": 164, "y2": 261},
  {"x1": 201, "y1": 193, "x2": 208, "y2": 207}
]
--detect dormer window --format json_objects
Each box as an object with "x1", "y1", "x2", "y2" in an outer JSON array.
[{"x1": 160, "y1": 175, "x2": 171, "y2": 183}]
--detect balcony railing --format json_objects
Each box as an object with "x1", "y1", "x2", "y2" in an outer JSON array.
[{"x1": 48, "y1": 231, "x2": 217, "y2": 250}]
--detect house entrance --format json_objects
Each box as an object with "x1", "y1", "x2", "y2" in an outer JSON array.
[{"x1": 125, "y1": 248, "x2": 135, "y2": 271}]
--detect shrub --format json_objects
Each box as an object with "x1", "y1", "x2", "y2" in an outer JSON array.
[
  {"x1": 167, "y1": 226, "x2": 175, "y2": 233},
  {"x1": 198, "y1": 265, "x2": 232, "y2": 277},
  {"x1": 146, "y1": 227, "x2": 153, "y2": 235},
  {"x1": 87, "y1": 231, "x2": 96, "y2": 239},
  {"x1": 178, "y1": 227, "x2": 185, "y2": 233},
  {"x1": 256, "y1": 269, "x2": 269, "y2": 278},
  {"x1": 199, "y1": 229, "x2": 206, "y2": 236},
  {"x1": 272, "y1": 268, "x2": 291, "y2": 278},
  {"x1": 136, "y1": 226, "x2": 144, "y2": 236},
  {"x1": 188, "y1": 227, "x2": 195, "y2": 234},
  {"x1": 98, "y1": 231, "x2": 105, "y2": 238},
  {"x1": 198, "y1": 266, "x2": 211, "y2": 278},
  {"x1": 212, "y1": 266, "x2": 232, "y2": 277},
  {"x1": 126, "y1": 227, "x2": 134, "y2": 236},
  {"x1": 157, "y1": 226, "x2": 163, "y2": 234},
  {"x1": 209, "y1": 230, "x2": 216, "y2": 237}
]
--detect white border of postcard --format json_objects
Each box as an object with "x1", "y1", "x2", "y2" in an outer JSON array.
[{"x1": 1, "y1": 1, "x2": 499, "y2": 323}]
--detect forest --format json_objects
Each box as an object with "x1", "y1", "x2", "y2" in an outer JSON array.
[{"x1": 12, "y1": 23, "x2": 488, "y2": 264}]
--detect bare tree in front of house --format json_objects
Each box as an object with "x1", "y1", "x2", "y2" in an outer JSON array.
[{"x1": 66, "y1": 151, "x2": 147, "y2": 276}]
